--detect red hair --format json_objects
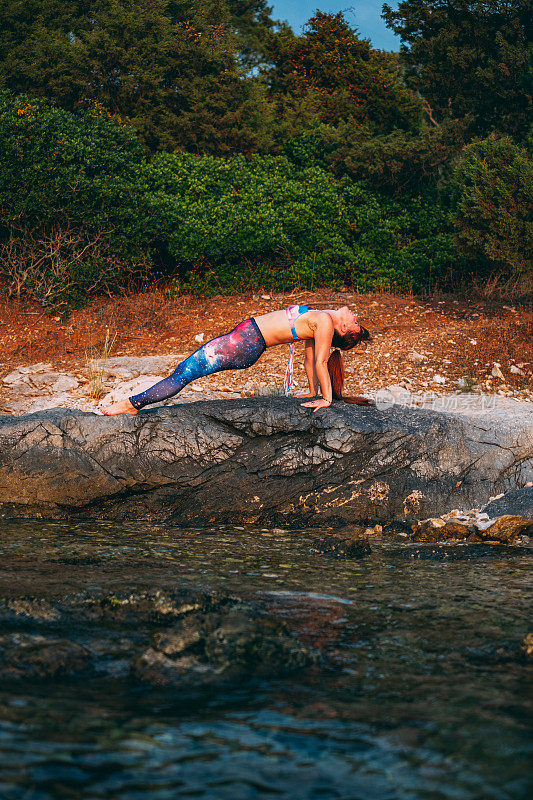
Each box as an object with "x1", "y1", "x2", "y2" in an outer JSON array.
[{"x1": 327, "y1": 350, "x2": 374, "y2": 406}]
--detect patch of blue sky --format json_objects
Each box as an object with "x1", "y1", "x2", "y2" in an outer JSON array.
[{"x1": 270, "y1": 1, "x2": 400, "y2": 51}]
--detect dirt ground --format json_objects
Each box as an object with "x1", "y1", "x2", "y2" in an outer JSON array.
[{"x1": 1, "y1": 288, "x2": 532, "y2": 402}]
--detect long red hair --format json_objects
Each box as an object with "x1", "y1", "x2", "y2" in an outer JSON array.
[{"x1": 327, "y1": 350, "x2": 374, "y2": 406}]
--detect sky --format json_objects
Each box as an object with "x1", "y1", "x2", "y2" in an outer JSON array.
[{"x1": 270, "y1": 1, "x2": 400, "y2": 51}]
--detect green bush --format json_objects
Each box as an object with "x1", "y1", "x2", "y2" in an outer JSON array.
[
  {"x1": 0, "y1": 89, "x2": 469, "y2": 305},
  {"x1": 144, "y1": 152, "x2": 461, "y2": 295},
  {"x1": 0, "y1": 90, "x2": 155, "y2": 310},
  {"x1": 448, "y1": 135, "x2": 533, "y2": 278},
  {"x1": 343, "y1": 183, "x2": 461, "y2": 292},
  {"x1": 144, "y1": 151, "x2": 356, "y2": 294}
]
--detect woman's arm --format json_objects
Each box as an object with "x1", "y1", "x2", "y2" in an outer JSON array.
[
  {"x1": 296, "y1": 339, "x2": 318, "y2": 398},
  {"x1": 301, "y1": 315, "x2": 333, "y2": 411}
]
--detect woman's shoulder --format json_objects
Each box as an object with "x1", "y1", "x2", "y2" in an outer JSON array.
[{"x1": 306, "y1": 309, "x2": 333, "y2": 330}]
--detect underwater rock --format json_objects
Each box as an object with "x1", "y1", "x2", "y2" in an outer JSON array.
[
  {"x1": 133, "y1": 602, "x2": 319, "y2": 687},
  {"x1": 0, "y1": 590, "x2": 318, "y2": 687},
  {"x1": 74, "y1": 590, "x2": 205, "y2": 626},
  {"x1": 0, "y1": 598, "x2": 63, "y2": 627},
  {"x1": 521, "y1": 633, "x2": 533, "y2": 659},
  {"x1": 313, "y1": 536, "x2": 372, "y2": 558},
  {"x1": 328, "y1": 523, "x2": 369, "y2": 539},
  {"x1": 0, "y1": 633, "x2": 91, "y2": 680},
  {"x1": 466, "y1": 634, "x2": 533, "y2": 664},
  {"x1": 0, "y1": 398, "x2": 531, "y2": 524},
  {"x1": 133, "y1": 649, "x2": 213, "y2": 686}
]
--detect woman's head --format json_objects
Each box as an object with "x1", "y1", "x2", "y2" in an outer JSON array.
[
  {"x1": 332, "y1": 306, "x2": 372, "y2": 350},
  {"x1": 331, "y1": 324, "x2": 371, "y2": 350}
]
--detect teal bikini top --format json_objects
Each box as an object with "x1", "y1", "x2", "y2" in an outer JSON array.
[{"x1": 286, "y1": 305, "x2": 311, "y2": 341}]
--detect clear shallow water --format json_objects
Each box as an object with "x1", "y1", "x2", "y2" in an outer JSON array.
[{"x1": 0, "y1": 521, "x2": 531, "y2": 800}]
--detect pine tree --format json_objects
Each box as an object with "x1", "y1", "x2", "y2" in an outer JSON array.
[
  {"x1": 0, "y1": 0, "x2": 274, "y2": 153},
  {"x1": 266, "y1": 11, "x2": 422, "y2": 136},
  {"x1": 383, "y1": 0, "x2": 532, "y2": 140}
]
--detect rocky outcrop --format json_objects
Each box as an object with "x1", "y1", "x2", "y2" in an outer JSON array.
[{"x1": 0, "y1": 398, "x2": 531, "y2": 524}]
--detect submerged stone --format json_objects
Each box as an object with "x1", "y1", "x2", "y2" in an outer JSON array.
[
  {"x1": 133, "y1": 602, "x2": 319, "y2": 687},
  {"x1": 0, "y1": 598, "x2": 62, "y2": 626},
  {"x1": 466, "y1": 634, "x2": 533, "y2": 664},
  {"x1": 0, "y1": 590, "x2": 319, "y2": 688},
  {"x1": 74, "y1": 590, "x2": 204, "y2": 626},
  {"x1": 0, "y1": 633, "x2": 91, "y2": 680},
  {"x1": 313, "y1": 536, "x2": 372, "y2": 558}
]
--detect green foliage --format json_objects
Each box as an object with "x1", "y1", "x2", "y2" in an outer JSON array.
[
  {"x1": 448, "y1": 135, "x2": 533, "y2": 276},
  {"x1": 383, "y1": 0, "x2": 532, "y2": 141},
  {"x1": 264, "y1": 12, "x2": 469, "y2": 195},
  {"x1": 265, "y1": 12, "x2": 422, "y2": 136},
  {"x1": 227, "y1": 0, "x2": 281, "y2": 71},
  {"x1": 0, "y1": 78, "x2": 522, "y2": 309},
  {"x1": 284, "y1": 118, "x2": 466, "y2": 194},
  {"x1": 0, "y1": 90, "x2": 154, "y2": 310},
  {"x1": 0, "y1": 0, "x2": 274, "y2": 155},
  {"x1": 145, "y1": 152, "x2": 355, "y2": 293},
  {"x1": 144, "y1": 151, "x2": 459, "y2": 295},
  {"x1": 343, "y1": 183, "x2": 460, "y2": 292}
]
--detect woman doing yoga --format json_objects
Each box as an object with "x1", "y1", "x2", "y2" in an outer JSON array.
[{"x1": 100, "y1": 305, "x2": 372, "y2": 415}]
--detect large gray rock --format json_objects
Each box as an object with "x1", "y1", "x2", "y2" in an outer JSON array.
[
  {"x1": 90, "y1": 355, "x2": 183, "y2": 379},
  {"x1": 483, "y1": 487, "x2": 533, "y2": 519},
  {"x1": 0, "y1": 398, "x2": 531, "y2": 524}
]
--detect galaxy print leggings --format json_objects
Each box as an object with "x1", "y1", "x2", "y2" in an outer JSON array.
[{"x1": 129, "y1": 318, "x2": 267, "y2": 410}]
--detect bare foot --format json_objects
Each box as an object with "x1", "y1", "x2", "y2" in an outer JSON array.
[{"x1": 99, "y1": 398, "x2": 138, "y2": 416}]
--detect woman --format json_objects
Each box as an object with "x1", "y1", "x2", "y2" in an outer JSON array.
[{"x1": 100, "y1": 304, "x2": 372, "y2": 415}]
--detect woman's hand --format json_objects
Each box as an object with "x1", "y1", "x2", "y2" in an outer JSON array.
[{"x1": 300, "y1": 398, "x2": 331, "y2": 412}]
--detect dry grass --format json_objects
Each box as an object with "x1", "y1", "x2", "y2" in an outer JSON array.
[
  {"x1": 85, "y1": 326, "x2": 117, "y2": 401},
  {"x1": 445, "y1": 270, "x2": 533, "y2": 302},
  {"x1": 88, "y1": 289, "x2": 174, "y2": 336}
]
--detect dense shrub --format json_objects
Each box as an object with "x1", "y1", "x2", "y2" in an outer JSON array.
[
  {"x1": 0, "y1": 89, "x2": 477, "y2": 306},
  {"x1": 282, "y1": 120, "x2": 467, "y2": 195},
  {"x1": 343, "y1": 183, "x2": 461, "y2": 292},
  {"x1": 143, "y1": 151, "x2": 357, "y2": 293},
  {"x1": 0, "y1": 0, "x2": 276, "y2": 155},
  {"x1": 0, "y1": 90, "x2": 155, "y2": 309},
  {"x1": 143, "y1": 152, "x2": 460, "y2": 294},
  {"x1": 448, "y1": 135, "x2": 533, "y2": 280}
]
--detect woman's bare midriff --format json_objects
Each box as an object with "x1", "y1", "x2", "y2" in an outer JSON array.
[{"x1": 254, "y1": 309, "x2": 318, "y2": 346}]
